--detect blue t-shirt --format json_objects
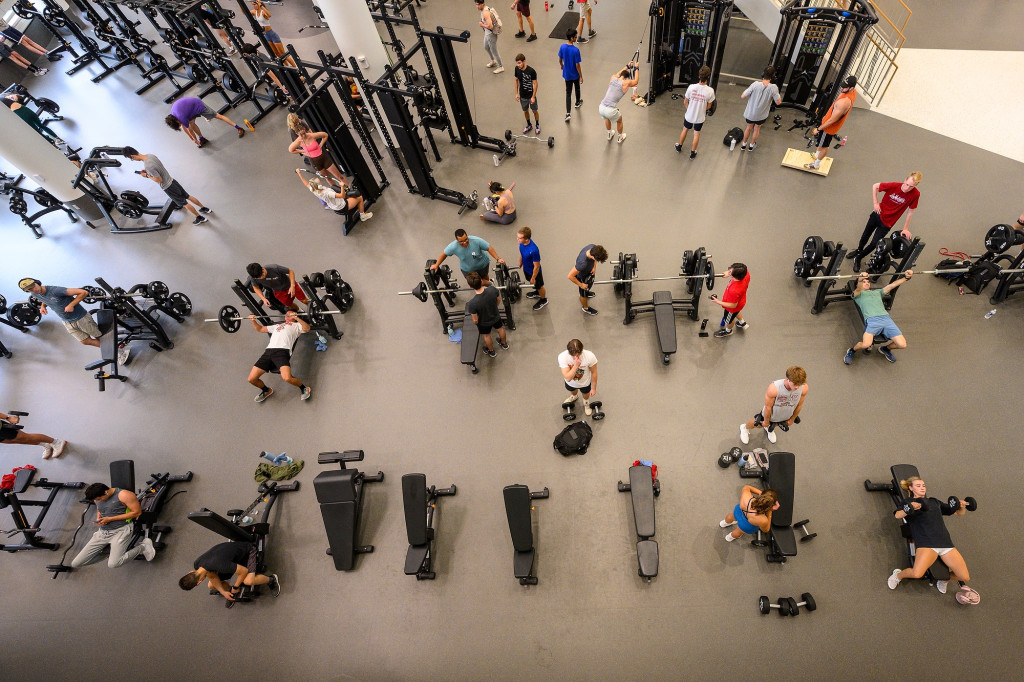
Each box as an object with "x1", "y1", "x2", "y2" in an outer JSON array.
[
  {"x1": 444, "y1": 236, "x2": 491, "y2": 273},
  {"x1": 34, "y1": 285, "x2": 87, "y2": 322},
  {"x1": 519, "y1": 240, "x2": 541, "y2": 278},
  {"x1": 558, "y1": 43, "x2": 581, "y2": 81},
  {"x1": 575, "y1": 244, "x2": 596, "y2": 277}
]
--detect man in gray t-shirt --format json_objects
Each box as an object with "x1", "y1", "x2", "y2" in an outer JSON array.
[
  {"x1": 18, "y1": 277, "x2": 102, "y2": 347},
  {"x1": 739, "y1": 66, "x2": 782, "y2": 151},
  {"x1": 124, "y1": 146, "x2": 213, "y2": 226},
  {"x1": 71, "y1": 483, "x2": 156, "y2": 569}
]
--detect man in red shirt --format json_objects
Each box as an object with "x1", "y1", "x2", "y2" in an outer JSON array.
[
  {"x1": 847, "y1": 172, "x2": 922, "y2": 270},
  {"x1": 709, "y1": 263, "x2": 749, "y2": 338}
]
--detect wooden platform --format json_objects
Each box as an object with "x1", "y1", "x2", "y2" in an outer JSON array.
[{"x1": 782, "y1": 148, "x2": 833, "y2": 176}]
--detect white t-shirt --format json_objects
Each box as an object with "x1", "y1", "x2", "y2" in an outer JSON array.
[
  {"x1": 558, "y1": 349, "x2": 598, "y2": 388},
  {"x1": 684, "y1": 83, "x2": 715, "y2": 124},
  {"x1": 310, "y1": 184, "x2": 347, "y2": 211},
  {"x1": 266, "y1": 320, "x2": 305, "y2": 350}
]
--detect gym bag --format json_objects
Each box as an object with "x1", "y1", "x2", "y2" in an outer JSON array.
[
  {"x1": 553, "y1": 421, "x2": 593, "y2": 456},
  {"x1": 932, "y1": 258, "x2": 970, "y2": 283},
  {"x1": 959, "y1": 261, "x2": 1001, "y2": 295},
  {"x1": 723, "y1": 127, "x2": 743, "y2": 146},
  {"x1": 486, "y1": 7, "x2": 503, "y2": 34}
]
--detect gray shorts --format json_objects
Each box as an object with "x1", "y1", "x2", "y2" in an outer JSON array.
[
  {"x1": 519, "y1": 96, "x2": 539, "y2": 112},
  {"x1": 198, "y1": 104, "x2": 218, "y2": 121},
  {"x1": 64, "y1": 314, "x2": 102, "y2": 341},
  {"x1": 164, "y1": 179, "x2": 190, "y2": 208},
  {"x1": 599, "y1": 104, "x2": 620, "y2": 122}
]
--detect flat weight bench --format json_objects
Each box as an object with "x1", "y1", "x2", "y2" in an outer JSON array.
[
  {"x1": 0, "y1": 468, "x2": 84, "y2": 552},
  {"x1": 617, "y1": 464, "x2": 661, "y2": 580},
  {"x1": 737, "y1": 451, "x2": 816, "y2": 563},
  {"x1": 652, "y1": 291, "x2": 677, "y2": 365},
  {"x1": 864, "y1": 463, "x2": 949, "y2": 584},
  {"x1": 314, "y1": 450, "x2": 384, "y2": 571},
  {"x1": 460, "y1": 304, "x2": 481, "y2": 374},
  {"x1": 402, "y1": 473, "x2": 456, "y2": 580},
  {"x1": 503, "y1": 483, "x2": 549, "y2": 585},
  {"x1": 84, "y1": 309, "x2": 127, "y2": 391}
]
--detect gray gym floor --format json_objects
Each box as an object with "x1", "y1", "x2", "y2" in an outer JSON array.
[{"x1": 1, "y1": 1, "x2": 1022, "y2": 679}]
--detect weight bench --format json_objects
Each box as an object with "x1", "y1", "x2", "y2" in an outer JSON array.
[
  {"x1": 402, "y1": 473, "x2": 456, "y2": 580},
  {"x1": 187, "y1": 480, "x2": 299, "y2": 605},
  {"x1": 736, "y1": 451, "x2": 815, "y2": 563},
  {"x1": 314, "y1": 450, "x2": 383, "y2": 571},
  {"x1": 851, "y1": 286, "x2": 892, "y2": 348},
  {"x1": 617, "y1": 464, "x2": 661, "y2": 580},
  {"x1": 0, "y1": 467, "x2": 84, "y2": 552},
  {"x1": 864, "y1": 463, "x2": 950, "y2": 584},
  {"x1": 84, "y1": 309, "x2": 128, "y2": 391},
  {"x1": 502, "y1": 483, "x2": 549, "y2": 585},
  {"x1": 460, "y1": 305, "x2": 481, "y2": 373},
  {"x1": 652, "y1": 291, "x2": 677, "y2": 364}
]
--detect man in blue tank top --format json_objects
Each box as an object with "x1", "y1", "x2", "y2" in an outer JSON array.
[{"x1": 71, "y1": 483, "x2": 156, "y2": 569}]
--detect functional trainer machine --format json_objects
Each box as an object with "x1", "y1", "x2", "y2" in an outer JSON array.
[
  {"x1": 648, "y1": 0, "x2": 733, "y2": 103},
  {"x1": 314, "y1": 450, "x2": 384, "y2": 571},
  {"x1": 401, "y1": 473, "x2": 456, "y2": 580},
  {"x1": 0, "y1": 467, "x2": 84, "y2": 552},
  {"x1": 502, "y1": 483, "x2": 549, "y2": 585}
]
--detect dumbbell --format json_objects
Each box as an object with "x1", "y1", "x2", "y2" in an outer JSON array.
[
  {"x1": 788, "y1": 592, "x2": 816, "y2": 615},
  {"x1": 562, "y1": 401, "x2": 577, "y2": 422},
  {"x1": 718, "y1": 446, "x2": 743, "y2": 468},
  {"x1": 793, "y1": 519, "x2": 816, "y2": 542},
  {"x1": 947, "y1": 495, "x2": 978, "y2": 512},
  {"x1": 758, "y1": 596, "x2": 792, "y2": 616},
  {"x1": 589, "y1": 400, "x2": 605, "y2": 421}
]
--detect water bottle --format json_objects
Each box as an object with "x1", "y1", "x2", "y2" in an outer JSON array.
[
  {"x1": 838, "y1": 136, "x2": 847, "y2": 147},
  {"x1": 985, "y1": 309, "x2": 996, "y2": 319},
  {"x1": 545, "y1": 1, "x2": 548, "y2": 10},
  {"x1": 730, "y1": 138, "x2": 736, "y2": 151},
  {"x1": 241, "y1": 515, "x2": 253, "y2": 524}
]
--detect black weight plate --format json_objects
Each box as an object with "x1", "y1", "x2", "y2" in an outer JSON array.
[
  {"x1": 802, "y1": 236, "x2": 824, "y2": 263},
  {"x1": 0, "y1": 293, "x2": 6, "y2": 315},
  {"x1": 9, "y1": 302, "x2": 42, "y2": 327},
  {"x1": 793, "y1": 257, "x2": 810, "y2": 278},
  {"x1": 82, "y1": 285, "x2": 105, "y2": 304},
  {"x1": 504, "y1": 129, "x2": 512, "y2": 141},
  {"x1": 874, "y1": 236, "x2": 892, "y2": 255},
  {"x1": 1014, "y1": 229, "x2": 1024, "y2": 246},
  {"x1": 307, "y1": 300, "x2": 326, "y2": 327},
  {"x1": 822, "y1": 241, "x2": 835, "y2": 259},
  {"x1": 310, "y1": 272, "x2": 325, "y2": 289},
  {"x1": 681, "y1": 250, "x2": 694, "y2": 276},
  {"x1": 9, "y1": 195, "x2": 28, "y2": 216},
  {"x1": 332, "y1": 281, "x2": 354, "y2": 312},
  {"x1": 867, "y1": 251, "x2": 891, "y2": 274},
  {"x1": 114, "y1": 199, "x2": 144, "y2": 219},
  {"x1": 33, "y1": 189, "x2": 58, "y2": 208},
  {"x1": 508, "y1": 271, "x2": 523, "y2": 303},
  {"x1": 801, "y1": 592, "x2": 816, "y2": 611},
  {"x1": 167, "y1": 292, "x2": 192, "y2": 316},
  {"x1": 412, "y1": 282, "x2": 427, "y2": 302},
  {"x1": 984, "y1": 224, "x2": 1013, "y2": 254},
  {"x1": 705, "y1": 261, "x2": 715, "y2": 291},
  {"x1": 218, "y1": 305, "x2": 241, "y2": 333},
  {"x1": 148, "y1": 281, "x2": 170, "y2": 301}
]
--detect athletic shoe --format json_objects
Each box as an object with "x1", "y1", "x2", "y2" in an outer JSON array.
[
  {"x1": 725, "y1": 532, "x2": 737, "y2": 542},
  {"x1": 853, "y1": 258, "x2": 862, "y2": 272},
  {"x1": 527, "y1": 34, "x2": 537, "y2": 42},
  {"x1": 493, "y1": 66, "x2": 505, "y2": 74},
  {"x1": 588, "y1": 29, "x2": 596, "y2": 37},
  {"x1": 765, "y1": 427, "x2": 777, "y2": 444},
  {"x1": 33, "y1": 67, "x2": 49, "y2": 77},
  {"x1": 300, "y1": 386, "x2": 312, "y2": 400},
  {"x1": 41, "y1": 444, "x2": 53, "y2": 460},
  {"x1": 193, "y1": 215, "x2": 208, "y2": 225},
  {"x1": 888, "y1": 569, "x2": 901, "y2": 590},
  {"x1": 269, "y1": 574, "x2": 282, "y2": 597},
  {"x1": 563, "y1": 393, "x2": 579, "y2": 405},
  {"x1": 748, "y1": 143, "x2": 756, "y2": 151},
  {"x1": 141, "y1": 538, "x2": 156, "y2": 561},
  {"x1": 514, "y1": 30, "x2": 526, "y2": 38},
  {"x1": 359, "y1": 212, "x2": 373, "y2": 221},
  {"x1": 574, "y1": 99, "x2": 583, "y2": 108},
  {"x1": 689, "y1": 150, "x2": 697, "y2": 159},
  {"x1": 720, "y1": 519, "x2": 737, "y2": 528},
  {"x1": 617, "y1": 133, "x2": 627, "y2": 144},
  {"x1": 584, "y1": 401, "x2": 592, "y2": 416},
  {"x1": 844, "y1": 348, "x2": 855, "y2": 365},
  {"x1": 803, "y1": 162, "x2": 819, "y2": 170},
  {"x1": 736, "y1": 320, "x2": 748, "y2": 330},
  {"x1": 117, "y1": 345, "x2": 131, "y2": 366},
  {"x1": 535, "y1": 125, "x2": 541, "y2": 135},
  {"x1": 714, "y1": 328, "x2": 732, "y2": 338},
  {"x1": 198, "y1": 206, "x2": 212, "y2": 214},
  {"x1": 226, "y1": 46, "x2": 237, "y2": 56},
  {"x1": 606, "y1": 130, "x2": 613, "y2": 141},
  {"x1": 936, "y1": 580, "x2": 948, "y2": 594},
  {"x1": 526, "y1": 290, "x2": 540, "y2": 299},
  {"x1": 846, "y1": 250, "x2": 860, "y2": 260},
  {"x1": 565, "y1": 113, "x2": 571, "y2": 122},
  {"x1": 198, "y1": 137, "x2": 208, "y2": 147},
  {"x1": 740, "y1": 143, "x2": 746, "y2": 150},
  {"x1": 498, "y1": 340, "x2": 509, "y2": 350},
  {"x1": 532, "y1": 298, "x2": 548, "y2": 311},
  {"x1": 485, "y1": 61, "x2": 497, "y2": 68},
  {"x1": 255, "y1": 387, "x2": 274, "y2": 403},
  {"x1": 674, "y1": 143, "x2": 682, "y2": 153},
  {"x1": 236, "y1": 127, "x2": 245, "y2": 138},
  {"x1": 577, "y1": 36, "x2": 588, "y2": 43},
  {"x1": 523, "y1": 125, "x2": 532, "y2": 134},
  {"x1": 51, "y1": 439, "x2": 67, "y2": 458},
  {"x1": 879, "y1": 346, "x2": 896, "y2": 363},
  {"x1": 581, "y1": 306, "x2": 598, "y2": 316},
  {"x1": 484, "y1": 348, "x2": 496, "y2": 358},
  {"x1": 739, "y1": 423, "x2": 750, "y2": 444},
  {"x1": 955, "y1": 586, "x2": 980, "y2": 605}
]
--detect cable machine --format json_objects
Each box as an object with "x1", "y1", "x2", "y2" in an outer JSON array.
[{"x1": 648, "y1": 0, "x2": 733, "y2": 102}]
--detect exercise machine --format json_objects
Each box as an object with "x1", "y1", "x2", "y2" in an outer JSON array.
[
  {"x1": 502, "y1": 483, "x2": 549, "y2": 585},
  {"x1": 187, "y1": 479, "x2": 299, "y2": 605},
  {"x1": 401, "y1": 473, "x2": 456, "y2": 580},
  {"x1": 617, "y1": 463, "x2": 660, "y2": 581},
  {"x1": 648, "y1": 0, "x2": 733, "y2": 102},
  {"x1": 314, "y1": 450, "x2": 384, "y2": 571},
  {"x1": 735, "y1": 450, "x2": 816, "y2": 563},
  {"x1": 0, "y1": 466, "x2": 85, "y2": 552},
  {"x1": 72, "y1": 146, "x2": 176, "y2": 234},
  {"x1": 1, "y1": 172, "x2": 79, "y2": 239},
  {"x1": 11, "y1": 0, "x2": 117, "y2": 79},
  {"x1": 219, "y1": 269, "x2": 351, "y2": 341}
]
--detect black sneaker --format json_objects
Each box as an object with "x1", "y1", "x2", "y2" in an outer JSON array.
[
  {"x1": 515, "y1": 30, "x2": 526, "y2": 38},
  {"x1": 526, "y1": 34, "x2": 537, "y2": 42},
  {"x1": 577, "y1": 36, "x2": 588, "y2": 43},
  {"x1": 268, "y1": 574, "x2": 281, "y2": 597},
  {"x1": 582, "y1": 306, "x2": 598, "y2": 316},
  {"x1": 574, "y1": 99, "x2": 583, "y2": 108},
  {"x1": 198, "y1": 206, "x2": 212, "y2": 214},
  {"x1": 498, "y1": 341, "x2": 509, "y2": 350},
  {"x1": 689, "y1": 150, "x2": 697, "y2": 160},
  {"x1": 843, "y1": 348, "x2": 855, "y2": 365},
  {"x1": 193, "y1": 215, "x2": 209, "y2": 225},
  {"x1": 714, "y1": 328, "x2": 733, "y2": 338},
  {"x1": 532, "y1": 298, "x2": 548, "y2": 311},
  {"x1": 846, "y1": 250, "x2": 860, "y2": 260},
  {"x1": 674, "y1": 143, "x2": 682, "y2": 153},
  {"x1": 526, "y1": 290, "x2": 540, "y2": 299},
  {"x1": 588, "y1": 29, "x2": 596, "y2": 37},
  {"x1": 484, "y1": 348, "x2": 497, "y2": 358}
]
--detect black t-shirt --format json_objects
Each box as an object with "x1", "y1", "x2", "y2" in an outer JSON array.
[
  {"x1": 898, "y1": 497, "x2": 955, "y2": 548},
  {"x1": 466, "y1": 286, "x2": 501, "y2": 326},
  {"x1": 575, "y1": 244, "x2": 596, "y2": 278},
  {"x1": 194, "y1": 541, "x2": 252, "y2": 580},
  {"x1": 254, "y1": 264, "x2": 291, "y2": 292},
  {"x1": 515, "y1": 65, "x2": 538, "y2": 98}
]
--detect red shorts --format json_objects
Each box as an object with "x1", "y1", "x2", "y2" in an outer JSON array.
[{"x1": 273, "y1": 288, "x2": 308, "y2": 307}]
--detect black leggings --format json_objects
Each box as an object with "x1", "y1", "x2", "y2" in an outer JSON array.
[
  {"x1": 565, "y1": 79, "x2": 581, "y2": 113},
  {"x1": 856, "y1": 212, "x2": 892, "y2": 255}
]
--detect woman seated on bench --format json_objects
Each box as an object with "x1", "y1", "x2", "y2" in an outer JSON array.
[
  {"x1": 720, "y1": 485, "x2": 778, "y2": 542},
  {"x1": 887, "y1": 476, "x2": 979, "y2": 604},
  {"x1": 294, "y1": 169, "x2": 372, "y2": 223}
]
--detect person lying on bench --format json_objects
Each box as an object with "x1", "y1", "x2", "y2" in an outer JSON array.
[
  {"x1": 721, "y1": 485, "x2": 778, "y2": 542},
  {"x1": 247, "y1": 311, "x2": 312, "y2": 403},
  {"x1": 294, "y1": 169, "x2": 372, "y2": 222},
  {"x1": 71, "y1": 483, "x2": 156, "y2": 569},
  {"x1": 178, "y1": 541, "x2": 280, "y2": 602},
  {"x1": 887, "y1": 475, "x2": 979, "y2": 604},
  {"x1": 844, "y1": 270, "x2": 912, "y2": 366}
]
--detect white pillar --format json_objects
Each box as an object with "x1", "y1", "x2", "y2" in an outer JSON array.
[
  {"x1": 0, "y1": 105, "x2": 83, "y2": 203},
  {"x1": 317, "y1": 0, "x2": 390, "y2": 82}
]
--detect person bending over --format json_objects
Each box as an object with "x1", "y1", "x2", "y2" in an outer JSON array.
[
  {"x1": 71, "y1": 483, "x2": 156, "y2": 569},
  {"x1": 598, "y1": 62, "x2": 639, "y2": 144},
  {"x1": 740, "y1": 366, "x2": 808, "y2": 445},
  {"x1": 518, "y1": 226, "x2": 548, "y2": 310},
  {"x1": 675, "y1": 65, "x2": 715, "y2": 159},
  {"x1": 846, "y1": 173, "x2": 921, "y2": 270},
  {"x1": 888, "y1": 476, "x2": 979, "y2": 605},
  {"x1": 845, "y1": 270, "x2": 912, "y2": 365},
  {"x1": 123, "y1": 146, "x2": 211, "y2": 225},
  {"x1": 558, "y1": 338, "x2": 598, "y2": 415},
  {"x1": 481, "y1": 181, "x2": 517, "y2": 224},
  {"x1": 246, "y1": 262, "x2": 307, "y2": 312},
  {"x1": 709, "y1": 263, "x2": 749, "y2": 338},
  {"x1": 179, "y1": 541, "x2": 280, "y2": 602},
  {"x1": 721, "y1": 485, "x2": 778, "y2": 542},
  {"x1": 0, "y1": 412, "x2": 66, "y2": 460},
  {"x1": 466, "y1": 271, "x2": 508, "y2": 358},
  {"x1": 18, "y1": 278, "x2": 102, "y2": 349},
  {"x1": 164, "y1": 96, "x2": 245, "y2": 147},
  {"x1": 739, "y1": 65, "x2": 781, "y2": 151},
  {"x1": 431, "y1": 229, "x2": 505, "y2": 286},
  {"x1": 295, "y1": 169, "x2": 372, "y2": 222},
  {"x1": 247, "y1": 311, "x2": 312, "y2": 403},
  {"x1": 568, "y1": 243, "x2": 608, "y2": 316}
]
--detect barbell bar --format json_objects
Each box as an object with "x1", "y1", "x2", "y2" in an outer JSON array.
[
  {"x1": 805, "y1": 268, "x2": 1024, "y2": 281},
  {"x1": 205, "y1": 304, "x2": 345, "y2": 334},
  {"x1": 397, "y1": 282, "x2": 535, "y2": 297},
  {"x1": 592, "y1": 273, "x2": 725, "y2": 285}
]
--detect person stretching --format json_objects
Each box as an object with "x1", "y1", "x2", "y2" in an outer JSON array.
[
  {"x1": 721, "y1": 485, "x2": 779, "y2": 542},
  {"x1": 845, "y1": 270, "x2": 912, "y2": 365},
  {"x1": 287, "y1": 114, "x2": 347, "y2": 187},
  {"x1": 164, "y1": 96, "x2": 245, "y2": 147}
]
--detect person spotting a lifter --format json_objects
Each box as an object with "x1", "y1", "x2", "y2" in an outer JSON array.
[{"x1": 845, "y1": 173, "x2": 922, "y2": 271}]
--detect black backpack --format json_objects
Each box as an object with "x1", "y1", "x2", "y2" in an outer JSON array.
[
  {"x1": 553, "y1": 421, "x2": 593, "y2": 456},
  {"x1": 959, "y1": 261, "x2": 1001, "y2": 294},
  {"x1": 723, "y1": 127, "x2": 743, "y2": 146},
  {"x1": 932, "y1": 258, "x2": 969, "y2": 283}
]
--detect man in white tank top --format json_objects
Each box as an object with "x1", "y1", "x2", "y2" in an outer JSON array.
[{"x1": 740, "y1": 366, "x2": 808, "y2": 445}]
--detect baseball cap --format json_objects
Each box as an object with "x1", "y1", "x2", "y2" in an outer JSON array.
[
  {"x1": 841, "y1": 75, "x2": 857, "y2": 89},
  {"x1": 18, "y1": 278, "x2": 40, "y2": 291}
]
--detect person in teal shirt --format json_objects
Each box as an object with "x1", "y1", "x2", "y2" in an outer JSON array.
[
  {"x1": 430, "y1": 229, "x2": 505, "y2": 286},
  {"x1": 845, "y1": 270, "x2": 912, "y2": 365}
]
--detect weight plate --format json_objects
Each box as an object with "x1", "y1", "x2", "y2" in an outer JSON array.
[
  {"x1": 33, "y1": 189, "x2": 58, "y2": 208},
  {"x1": 322, "y1": 269, "x2": 341, "y2": 295},
  {"x1": 681, "y1": 250, "x2": 694, "y2": 276},
  {"x1": 412, "y1": 282, "x2": 428, "y2": 302},
  {"x1": 310, "y1": 272, "x2": 325, "y2": 289},
  {"x1": 822, "y1": 241, "x2": 835, "y2": 259},
  {"x1": 801, "y1": 236, "x2": 824, "y2": 263},
  {"x1": 874, "y1": 236, "x2": 892, "y2": 255},
  {"x1": 0, "y1": 293, "x2": 6, "y2": 315},
  {"x1": 82, "y1": 285, "x2": 105, "y2": 304},
  {"x1": 867, "y1": 251, "x2": 891, "y2": 274},
  {"x1": 801, "y1": 592, "x2": 816, "y2": 612},
  {"x1": 9, "y1": 195, "x2": 28, "y2": 216},
  {"x1": 984, "y1": 224, "x2": 1014, "y2": 254},
  {"x1": 547, "y1": 136, "x2": 555, "y2": 148},
  {"x1": 705, "y1": 261, "x2": 715, "y2": 291},
  {"x1": 167, "y1": 292, "x2": 192, "y2": 316},
  {"x1": 793, "y1": 257, "x2": 811, "y2": 278},
  {"x1": 272, "y1": 88, "x2": 289, "y2": 105},
  {"x1": 307, "y1": 300, "x2": 326, "y2": 327},
  {"x1": 504, "y1": 129, "x2": 512, "y2": 142},
  {"x1": 888, "y1": 232, "x2": 910, "y2": 258},
  {"x1": 218, "y1": 305, "x2": 241, "y2": 333},
  {"x1": 9, "y1": 302, "x2": 42, "y2": 327},
  {"x1": 114, "y1": 199, "x2": 144, "y2": 219},
  {"x1": 148, "y1": 281, "x2": 169, "y2": 301},
  {"x1": 508, "y1": 271, "x2": 523, "y2": 303}
]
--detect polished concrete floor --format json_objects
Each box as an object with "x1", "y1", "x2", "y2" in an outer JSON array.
[{"x1": 1, "y1": 1, "x2": 1022, "y2": 680}]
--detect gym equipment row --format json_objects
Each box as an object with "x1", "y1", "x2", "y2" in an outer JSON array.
[
  {"x1": 11, "y1": 0, "x2": 118, "y2": 80},
  {"x1": 934, "y1": 224, "x2": 1024, "y2": 304},
  {"x1": 1, "y1": 171, "x2": 78, "y2": 239},
  {"x1": 220, "y1": 269, "x2": 353, "y2": 340},
  {"x1": 68, "y1": 146, "x2": 177, "y2": 234}
]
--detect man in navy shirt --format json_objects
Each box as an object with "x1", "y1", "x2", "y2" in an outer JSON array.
[
  {"x1": 179, "y1": 541, "x2": 280, "y2": 602},
  {"x1": 517, "y1": 226, "x2": 547, "y2": 310},
  {"x1": 19, "y1": 278, "x2": 103, "y2": 349},
  {"x1": 567, "y1": 244, "x2": 608, "y2": 315}
]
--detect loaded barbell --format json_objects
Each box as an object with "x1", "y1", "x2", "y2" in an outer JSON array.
[
  {"x1": 591, "y1": 270, "x2": 722, "y2": 291},
  {"x1": 805, "y1": 268, "x2": 1024, "y2": 281},
  {"x1": 206, "y1": 304, "x2": 347, "y2": 334},
  {"x1": 80, "y1": 282, "x2": 172, "y2": 303},
  {"x1": 398, "y1": 280, "x2": 535, "y2": 302}
]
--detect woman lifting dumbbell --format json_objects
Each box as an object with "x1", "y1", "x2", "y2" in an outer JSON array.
[
  {"x1": 721, "y1": 485, "x2": 778, "y2": 542},
  {"x1": 888, "y1": 476, "x2": 979, "y2": 604}
]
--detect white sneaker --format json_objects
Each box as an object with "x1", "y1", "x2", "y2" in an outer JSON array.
[
  {"x1": 720, "y1": 519, "x2": 737, "y2": 528},
  {"x1": 617, "y1": 133, "x2": 627, "y2": 144},
  {"x1": 887, "y1": 569, "x2": 901, "y2": 590},
  {"x1": 739, "y1": 423, "x2": 750, "y2": 444},
  {"x1": 41, "y1": 444, "x2": 54, "y2": 460},
  {"x1": 485, "y1": 61, "x2": 497, "y2": 68},
  {"x1": 562, "y1": 393, "x2": 578, "y2": 406},
  {"x1": 141, "y1": 537, "x2": 156, "y2": 561},
  {"x1": 50, "y1": 439, "x2": 67, "y2": 458},
  {"x1": 493, "y1": 66, "x2": 505, "y2": 74},
  {"x1": 725, "y1": 532, "x2": 737, "y2": 542},
  {"x1": 584, "y1": 400, "x2": 592, "y2": 416},
  {"x1": 359, "y1": 212, "x2": 373, "y2": 221},
  {"x1": 765, "y1": 428, "x2": 777, "y2": 444},
  {"x1": 117, "y1": 345, "x2": 131, "y2": 366},
  {"x1": 606, "y1": 130, "x2": 614, "y2": 141},
  {"x1": 936, "y1": 580, "x2": 948, "y2": 594}
]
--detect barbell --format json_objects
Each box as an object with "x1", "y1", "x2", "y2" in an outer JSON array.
[
  {"x1": 398, "y1": 280, "x2": 535, "y2": 302},
  {"x1": 805, "y1": 267, "x2": 1024, "y2": 281},
  {"x1": 205, "y1": 304, "x2": 346, "y2": 334},
  {"x1": 592, "y1": 270, "x2": 722, "y2": 291},
  {"x1": 81, "y1": 282, "x2": 171, "y2": 303}
]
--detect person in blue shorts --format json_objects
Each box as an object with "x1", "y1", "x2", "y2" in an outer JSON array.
[
  {"x1": 431, "y1": 229, "x2": 505, "y2": 286},
  {"x1": 517, "y1": 226, "x2": 547, "y2": 310},
  {"x1": 721, "y1": 485, "x2": 779, "y2": 542},
  {"x1": 845, "y1": 270, "x2": 912, "y2": 365}
]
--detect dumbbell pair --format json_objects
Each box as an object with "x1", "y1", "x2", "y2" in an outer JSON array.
[{"x1": 758, "y1": 593, "x2": 816, "y2": 616}]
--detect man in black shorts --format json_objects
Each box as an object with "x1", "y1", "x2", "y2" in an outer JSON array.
[
  {"x1": 178, "y1": 541, "x2": 280, "y2": 602},
  {"x1": 465, "y1": 271, "x2": 508, "y2": 358},
  {"x1": 247, "y1": 311, "x2": 312, "y2": 402},
  {"x1": 246, "y1": 262, "x2": 308, "y2": 312},
  {"x1": 567, "y1": 243, "x2": 608, "y2": 316},
  {"x1": 512, "y1": 0, "x2": 537, "y2": 41},
  {"x1": 123, "y1": 147, "x2": 211, "y2": 225},
  {"x1": 1, "y1": 411, "x2": 66, "y2": 459}
]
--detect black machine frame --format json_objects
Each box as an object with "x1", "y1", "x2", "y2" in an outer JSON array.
[
  {"x1": 0, "y1": 467, "x2": 85, "y2": 552},
  {"x1": 648, "y1": 0, "x2": 733, "y2": 102}
]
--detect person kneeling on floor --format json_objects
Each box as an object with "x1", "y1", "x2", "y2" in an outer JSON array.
[{"x1": 179, "y1": 541, "x2": 280, "y2": 602}]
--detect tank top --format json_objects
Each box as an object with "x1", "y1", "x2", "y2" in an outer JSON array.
[
  {"x1": 601, "y1": 78, "x2": 626, "y2": 108},
  {"x1": 823, "y1": 89, "x2": 856, "y2": 134},
  {"x1": 499, "y1": 189, "x2": 515, "y2": 212},
  {"x1": 302, "y1": 136, "x2": 323, "y2": 158},
  {"x1": 769, "y1": 379, "x2": 803, "y2": 422},
  {"x1": 96, "y1": 488, "x2": 131, "y2": 530},
  {"x1": 254, "y1": 6, "x2": 271, "y2": 27}
]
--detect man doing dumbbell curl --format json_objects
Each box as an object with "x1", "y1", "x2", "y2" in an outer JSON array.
[
  {"x1": 247, "y1": 311, "x2": 311, "y2": 403},
  {"x1": 888, "y1": 476, "x2": 979, "y2": 605}
]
